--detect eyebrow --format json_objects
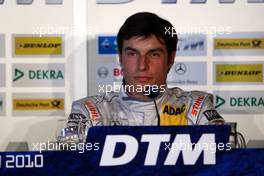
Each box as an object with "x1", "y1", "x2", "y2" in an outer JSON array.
[
  {"x1": 123, "y1": 47, "x2": 165, "y2": 53},
  {"x1": 123, "y1": 47, "x2": 138, "y2": 53},
  {"x1": 148, "y1": 48, "x2": 165, "y2": 53}
]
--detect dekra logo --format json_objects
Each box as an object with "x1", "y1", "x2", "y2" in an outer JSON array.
[
  {"x1": 13, "y1": 68, "x2": 64, "y2": 81},
  {"x1": 215, "y1": 96, "x2": 225, "y2": 109},
  {"x1": 13, "y1": 68, "x2": 24, "y2": 82},
  {"x1": 230, "y1": 96, "x2": 264, "y2": 107},
  {"x1": 29, "y1": 70, "x2": 63, "y2": 80}
]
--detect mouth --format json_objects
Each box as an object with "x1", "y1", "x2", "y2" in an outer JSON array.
[{"x1": 134, "y1": 76, "x2": 152, "y2": 83}]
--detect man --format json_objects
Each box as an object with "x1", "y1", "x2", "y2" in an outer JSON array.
[{"x1": 58, "y1": 12, "x2": 224, "y2": 143}]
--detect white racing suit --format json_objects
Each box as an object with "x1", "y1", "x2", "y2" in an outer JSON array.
[{"x1": 58, "y1": 87, "x2": 224, "y2": 142}]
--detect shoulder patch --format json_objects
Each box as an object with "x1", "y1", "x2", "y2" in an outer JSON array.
[
  {"x1": 191, "y1": 95, "x2": 206, "y2": 118},
  {"x1": 69, "y1": 113, "x2": 86, "y2": 120},
  {"x1": 168, "y1": 87, "x2": 184, "y2": 97},
  {"x1": 203, "y1": 110, "x2": 223, "y2": 122},
  {"x1": 84, "y1": 100, "x2": 99, "y2": 121}
]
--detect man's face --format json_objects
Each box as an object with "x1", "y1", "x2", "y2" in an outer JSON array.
[{"x1": 119, "y1": 35, "x2": 175, "y2": 92}]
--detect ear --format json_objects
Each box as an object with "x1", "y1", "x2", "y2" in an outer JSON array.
[
  {"x1": 168, "y1": 51, "x2": 176, "y2": 70},
  {"x1": 119, "y1": 53, "x2": 123, "y2": 66}
]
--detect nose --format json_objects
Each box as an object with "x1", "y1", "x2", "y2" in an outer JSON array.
[{"x1": 137, "y1": 54, "x2": 149, "y2": 71}]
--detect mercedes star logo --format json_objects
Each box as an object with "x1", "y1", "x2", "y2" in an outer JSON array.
[
  {"x1": 97, "y1": 66, "x2": 109, "y2": 78},
  {"x1": 174, "y1": 63, "x2": 187, "y2": 75}
]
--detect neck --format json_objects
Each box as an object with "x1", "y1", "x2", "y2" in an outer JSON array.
[{"x1": 126, "y1": 90, "x2": 151, "y2": 101}]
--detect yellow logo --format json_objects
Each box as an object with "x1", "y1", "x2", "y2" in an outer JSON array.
[
  {"x1": 14, "y1": 36, "x2": 63, "y2": 55},
  {"x1": 13, "y1": 98, "x2": 64, "y2": 110},
  {"x1": 214, "y1": 38, "x2": 264, "y2": 50},
  {"x1": 216, "y1": 64, "x2": 263, "y2": 82},
  {"x1": 160, "y1": 104, "x2": 187, "y2": 126}
]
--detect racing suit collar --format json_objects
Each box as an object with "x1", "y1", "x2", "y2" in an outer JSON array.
[{"x1": 119, "y1": 84, "x2": 167, "y2": 102}]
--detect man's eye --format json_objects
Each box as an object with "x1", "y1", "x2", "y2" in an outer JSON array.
[
  {"x1": 150, "y1": 52, "x2": 161, "y2": 58},
  {"x1": 127, "y1": 52, "x2": 136, "y2": 57}
]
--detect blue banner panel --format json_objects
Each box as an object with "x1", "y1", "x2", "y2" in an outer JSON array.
[
  {"x1": 1, "y1": 126, "x2": 264, "y2": 175},
  {"x1": 1, "y1": 149, "x2": 264, "y2": 175}
]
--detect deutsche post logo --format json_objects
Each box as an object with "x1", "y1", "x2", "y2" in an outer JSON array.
[
  {"x1": 13, "y1": 98, "x2": 64, "y2": 110},
  {"x1": 214, "y1": 38, "x2": 264, "y2": 50}
]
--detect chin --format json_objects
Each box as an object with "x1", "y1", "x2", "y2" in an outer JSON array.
[{"x1": 135, "y1": 82, "x2": 152, "y2": 86}]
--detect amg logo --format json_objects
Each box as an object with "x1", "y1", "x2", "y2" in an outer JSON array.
[
  {"x1": 218, "y1": 70, "x2": 262, "y2": 76},
  {"x1": 17, "y1": 43, "x2": 61, "y2": 48}
]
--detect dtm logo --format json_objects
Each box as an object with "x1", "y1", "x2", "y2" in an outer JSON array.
[
  {"x1": 16, "y1": 0, "x2": 33, "y2": 4},
  {"x1": 97, "y1": 0, "x2": 133, "y2": 4},
  {"x1": 96, "y1": 0, "x2": 264, "y2": 4},
  {"x1": 46, "y1": 0, "x2": 63, "y2": 4},
  {"x1": 9, "y1": 0, "x2": 64, "y2": 5},
  {"x1": 99, "y1": 134, "x2": 216, "y2": 166},
  {"x1": 176, "y1": 35, "x2": 206, "y2": 56},
  {"x1": 162, "y1": 0, "x2": 264, "y2": 3},
  {"x1": 177, "y1": 38, "x2": 204, "y2": 52}
]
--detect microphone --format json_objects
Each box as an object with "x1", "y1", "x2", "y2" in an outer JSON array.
[
  {"x1": 144, "y1": 86, "x2": 161, "y2": 126},
  {"x1": 145, "y1": 86, "x2": 160, "y2": 99},
  {"x1": 57, "y1": 113, "x2": 89, "y2": 143}
]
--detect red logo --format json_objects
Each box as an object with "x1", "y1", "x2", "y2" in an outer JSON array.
[
  {"x1": 191, "y1": 96, "x2": 205, "y2": 117},
  {"x1": 113, "y1": 68, "x2": 123, "y2": 77},
  {"x1": 85, "y1": 101, "x2": 99, "y2": 121}
]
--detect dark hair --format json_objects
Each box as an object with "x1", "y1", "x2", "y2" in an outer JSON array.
[{"x1": 117, "y1": 12, "x2": 178, "y2": 55}]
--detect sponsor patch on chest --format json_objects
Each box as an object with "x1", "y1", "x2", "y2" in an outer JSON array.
[{"x1": 160, "y1": 104, "x2": 187, "y2": 125}]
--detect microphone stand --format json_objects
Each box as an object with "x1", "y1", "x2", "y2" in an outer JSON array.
[
  {"x1": 153, "y1": 98, "x2": 160, "y2": 126},
  {"x1": 145, "y1": 86, "x2": 161, "y2": 126}
]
